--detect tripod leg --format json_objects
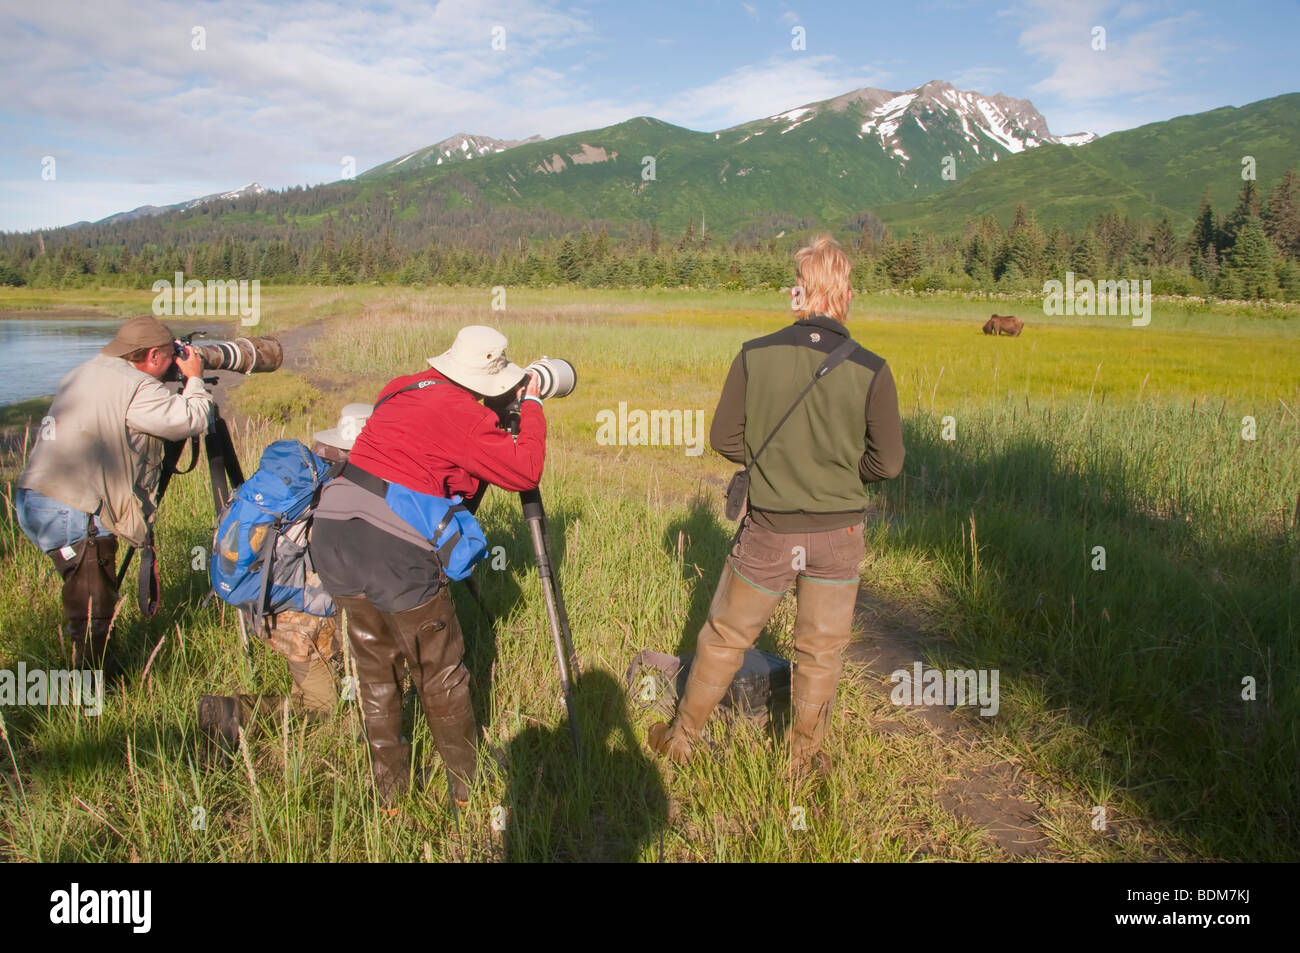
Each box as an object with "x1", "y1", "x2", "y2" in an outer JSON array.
[{"x1": 520, "y1": 489, "x2": 581, "y2": 756}]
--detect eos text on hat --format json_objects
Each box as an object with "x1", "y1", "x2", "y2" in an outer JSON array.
[
  {"x1": 50, "y1": 883, "x2": 151, "y2": 933},
  {"x1": 152, "y1": 270, "x2": 260, "y2": 326}
]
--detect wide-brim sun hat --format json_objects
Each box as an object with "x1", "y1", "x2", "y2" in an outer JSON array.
[
  {"x1": 313, "y1": 402, "x2": 374, "y2": 451},
  {"x1": 428, "y1": 325, "x2": 527, "y2": 397}
]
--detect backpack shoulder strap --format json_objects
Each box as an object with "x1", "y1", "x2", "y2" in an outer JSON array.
[{"x1": 253, "y1": 517, "x2": 281, "y2": 634}]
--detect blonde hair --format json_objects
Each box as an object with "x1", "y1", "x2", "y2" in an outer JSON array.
[{"x1": 793, "y1": 234, "x2": 852, "y2": 322}]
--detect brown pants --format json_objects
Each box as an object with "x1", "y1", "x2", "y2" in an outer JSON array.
[{"x1": 728, "y1": 516, "x2": 866, "y2": 594}]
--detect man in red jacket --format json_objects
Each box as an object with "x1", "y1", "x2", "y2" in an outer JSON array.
[{"x1": 310, "y1": 326, "x2": 545, "y2": 808}]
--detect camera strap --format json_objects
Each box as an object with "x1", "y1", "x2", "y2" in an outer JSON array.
[
  {"x1": 117, "y1": 409, "x2": 247, "y2": 617},
  {"x1": 746, "y1": 337, "x2": 858, "y2": 473},
  {"x1": 117, "y1": 435, "x2": 190, "y2": 614},
  {"x1": 204, "y1": 412, "x2": 245, "y2": 512},
  {"x1": 724, "y1": 338, "x2": 857, "y2": 521}
]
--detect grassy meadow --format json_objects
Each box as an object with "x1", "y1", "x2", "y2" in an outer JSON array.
[{"x1": 1, "y1": 285, "x2": 1297, "y2": 862}]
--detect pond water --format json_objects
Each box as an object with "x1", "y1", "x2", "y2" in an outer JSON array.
[
  {"x1": 0, "y1": 316, "x2": 120, "y2": 405},
  {"x1": 0, "y1": 314, "x2": 238, "y2": 406}
]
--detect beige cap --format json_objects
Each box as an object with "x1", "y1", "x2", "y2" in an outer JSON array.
[
  {"x1": 101, "y1": 316, "x2": 175, "y2": 358},
  {"x1": 427, "y1": 325, "x2": 526, "y2": 397},
  {"x1": 313, "y1": 403, "x2": 374, "y2": 451}
]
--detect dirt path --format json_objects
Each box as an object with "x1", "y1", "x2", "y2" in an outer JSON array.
[
  {"x1": 207, "y1": 320, "x2": 333, "y2": 430},
  {"x1": 847, "y1": 587, "x2": 1060, "y2": 858}
]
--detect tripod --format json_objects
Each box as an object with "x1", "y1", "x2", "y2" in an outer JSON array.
[
  {"x1": 520, "y1": 487, "x2": 581, "y2": 756},
  {"x1": 464, "y1": 484, "x2": 581, "y2": 756}
]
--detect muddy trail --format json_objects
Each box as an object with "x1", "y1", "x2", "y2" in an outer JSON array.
[{"x1": 847, "y1": 589, "x2": 1060, "y2": 858}]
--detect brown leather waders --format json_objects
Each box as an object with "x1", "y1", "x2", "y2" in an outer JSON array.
[{"x1": 649, "y1": 564, "x2": 783, "y2": 763}]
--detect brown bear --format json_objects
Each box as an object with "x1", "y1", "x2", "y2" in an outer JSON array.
[{"x1": 983, "y1": 314, "x2": 1024, "y2": 336}]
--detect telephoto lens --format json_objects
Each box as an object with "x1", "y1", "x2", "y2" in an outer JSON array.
[
  {"x1": 193, "y1": 336, "x2": 283, "y2": 374},
  {"x1": 525, "y1": 357, "x2": 576, "y2": 399}
]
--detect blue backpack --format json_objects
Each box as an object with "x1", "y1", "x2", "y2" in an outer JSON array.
[
  {"x1": 209, "y1": 441, "x2": 341, "y2": 628},
  {"x1": 383, "y1": 484, "x2": 488, "y2": 581}
]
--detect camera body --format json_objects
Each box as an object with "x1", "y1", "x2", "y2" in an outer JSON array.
[{"x1": 485, "y1": 356, "x2": 577, "y2": 434}]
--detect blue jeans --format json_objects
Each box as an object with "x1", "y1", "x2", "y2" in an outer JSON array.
[{"x1": 14, "y1": 487, "x2": 112, "y2": 554}]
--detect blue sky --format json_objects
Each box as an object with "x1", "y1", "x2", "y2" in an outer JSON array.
[{"x1": 1, "y1": 0, "x2": 1296, "y2": 231}]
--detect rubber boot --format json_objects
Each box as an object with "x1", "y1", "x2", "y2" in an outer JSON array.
[
  {"x1": 649, "y1": 564, "x2": 784, "y2": 763},
  {"x1": 51, "y1": 535, "x2": 121, "y2": 675},
  {"x1": 197, "y1": 693, "x2": 287, "y2": 761},
  {"x1": 85, "y1": 536, "x2": 120, "y2": 675},
  {"x1": 198, "y1": 695, "x2": 242, "y2": 757},
  {"x1": 789, "y1": 575, "x2": 860, "y2": 775},
  {"x1": 336, "y1": 595, "x2": 410, "y2": 807},
  {"x1": 385, "y1": 589, "x2": 478, "y2": 806}
]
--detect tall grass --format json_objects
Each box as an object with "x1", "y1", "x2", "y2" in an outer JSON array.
[{"x1": 1, "y1": 287, "x2": 1296, "y2": 861}]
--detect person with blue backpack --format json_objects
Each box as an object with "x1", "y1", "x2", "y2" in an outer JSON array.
[
  {"x1": 197, "y1": 404, "x2": 374, "y2": 755},
  {"x1": 310, "y1": 326, "x2": 546, "y2": 809}
]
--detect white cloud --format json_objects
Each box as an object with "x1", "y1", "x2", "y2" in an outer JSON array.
[
  {"x1": 1007, "y1": 0, "x2": 1200, "y2": 103},
  {"x1": 949, "y1": 66, "x2": 1007, "y2": 93},
  {"x1": 0, "y1": 0, "x2": 613, "y2": 229},
  {"x1": 659, "y1": 54, "x2": 889, "y2": 131}
]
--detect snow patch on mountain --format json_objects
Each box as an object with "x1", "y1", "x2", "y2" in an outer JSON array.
[{"x1": 754, "y1": 80, "x2": 1094, "y2": 160}]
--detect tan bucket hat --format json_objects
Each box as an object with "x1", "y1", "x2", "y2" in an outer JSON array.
[
  {"x1": 427, "y1": 325, "x2": 526, "y2": 397},
  {"x1": 313, "y1": 402, "x2": 374, "y2": 451}
]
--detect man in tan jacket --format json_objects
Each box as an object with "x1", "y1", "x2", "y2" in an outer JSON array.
[{"x1": 16, "y1": 316, "x2": 213, "y2": 673}]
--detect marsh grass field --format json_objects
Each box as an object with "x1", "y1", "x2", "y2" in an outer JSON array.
[{"x1": 0, "y1": 285, "x2": 1297, "y2": 862}]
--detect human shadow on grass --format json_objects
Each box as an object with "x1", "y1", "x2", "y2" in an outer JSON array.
[
  {"x1": 892, "y1": 410, "x2": 1299, "y2": 860},
  {"x1": 502, "y1": 667, "x2": 668, "y2": 862}
]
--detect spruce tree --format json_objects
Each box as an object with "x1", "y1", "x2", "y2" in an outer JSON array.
[
  {"x1": 1263, "y1": 168, "x2": 1300, "y2": 259},
  {"x1": 1221, "y1": 179, "x2": 1262, "y2": 254},
  {"x1": 1225, "y1": 219, "x2": 1277, "y2": 299},
  {"x1": 1070, "y1": 231, "x2": 1103, "y2": 277},
  {"x1": 1190, "y1": 189, "x2": 1218, "y2": 258},
  {"x1": 1147, "y1": 216, "x2": 1177, "y2": 267}
]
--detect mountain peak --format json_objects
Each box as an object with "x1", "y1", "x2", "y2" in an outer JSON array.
[
  {"x1": 362, "y1": 132, "x2": 543, "y2": 177},
  {"x1": 748, "y1": 80, "x2": 1095, "y2": 155}
]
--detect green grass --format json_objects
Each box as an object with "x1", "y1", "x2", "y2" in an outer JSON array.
[
  {"x1": 235, "y1": 373, "x2": 322, "y2": 421},
  {"x1": 1, "y1": 285, "x2": 1296, "y2": 861},
  {"x1": 0, "y1": 398, "x2": 52, "y2": 429}
]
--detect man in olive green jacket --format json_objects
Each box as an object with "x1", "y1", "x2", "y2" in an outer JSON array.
[
  {"x1": 16, "y1": 316, "x2": 211, "y2": 672},
  {"x1": 650, "y1": 234, "x2": 905, "y2": 774}
]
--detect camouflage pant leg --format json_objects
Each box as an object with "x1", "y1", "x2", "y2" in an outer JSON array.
[
  {"x1": 250, "y1": 609, "x2": 342, "y2": 714},
  {"x1": 257, "y1": 609, "x2": 343, "y2": 664}
]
